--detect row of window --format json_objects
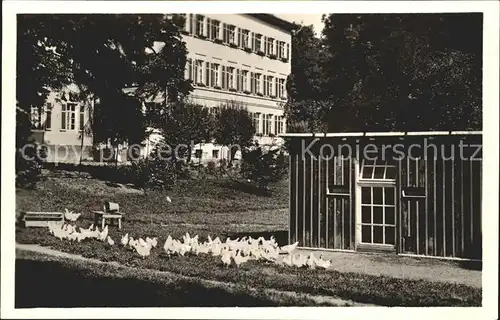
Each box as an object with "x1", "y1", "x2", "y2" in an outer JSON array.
[
  {"x1": 182, "y1": 14, "x2": 290, "y2": 62},
  {"x1": 185, "y1": 58, "x2": 287, "y2": 99},
  {"x1": 30, "y1": 103, "x2": 84, "y2": 131},
  {"x1": 251, "y1": 112, "x2": 285, "y2": 136}
]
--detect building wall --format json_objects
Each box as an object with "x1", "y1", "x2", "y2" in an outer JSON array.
[
  {"x1": 287, "y1": 135, "x2": 483, "y2": 260},
  {"x1": 179, "y1": 14, "x2": 292, "y2": 161},
  {"x1": 30, "y1": 84, "x2": 93, "y2": 163},
  {"x1": 29, "y1": 14, "x2": 292, "y2": 164}
]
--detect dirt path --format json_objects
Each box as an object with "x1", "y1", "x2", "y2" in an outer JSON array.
[
  {"x1": 15, "y1": 243, "x2": 374, "y2": 307},
  {"x1": 297, "y1": 248, "x2": 482, "y2": 288}
]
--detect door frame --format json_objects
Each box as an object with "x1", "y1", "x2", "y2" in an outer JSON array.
[{"x1": 354, "y1": 158, "x2": 398, "y2": 251}]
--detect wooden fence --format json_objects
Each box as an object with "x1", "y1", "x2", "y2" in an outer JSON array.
[{"x1": 287, "y1": 133, "x2": 482, "y2": 260}]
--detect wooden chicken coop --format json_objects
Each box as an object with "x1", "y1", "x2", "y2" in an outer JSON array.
[{"x1": 282, "y1": 131, "x2": 482, "y2": 261}]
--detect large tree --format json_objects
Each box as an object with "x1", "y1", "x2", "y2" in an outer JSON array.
[
  {"x1": 158, "y1": 102, "x2": 213, "y2": 162},
  {"x1": 286, "y1": 24, "x2": 331, "y2": 103},
  {"x1": 285, "y1": 13, "x2": 482, "y2": 132},
  {"x1": 212, "y1": 102, "x2": 255, "y2": 164},
  {"x1": 16, "y1": 14, "x2": 193, "y2": 171}
]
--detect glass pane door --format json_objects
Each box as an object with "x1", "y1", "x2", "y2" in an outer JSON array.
[{"x1": 360, "y1": 186, "x2": 396, "y2": 245}]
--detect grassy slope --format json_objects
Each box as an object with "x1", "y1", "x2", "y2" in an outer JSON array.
[
  {"x1": 18, "y1": 250, "x2": 355, "y2": 307},
  {"x1": 15, "y1": 174, "x2": 482, "y2": 307},
  {"x1": 16, "y1": 175, "x2": 289, "y2": 232}
]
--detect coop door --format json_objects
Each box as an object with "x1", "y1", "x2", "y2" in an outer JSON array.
[{"x1": 355, "y1": 159, "x2": 397, "y2": 249}]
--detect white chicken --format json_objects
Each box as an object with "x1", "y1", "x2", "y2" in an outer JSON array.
[
  {"x1": 291, "y1": 254, "x2": 307, "y2": 268},
  {"x1": 315, "y1": 256, "x2": 332, "y2": 270},
  {"x1": 134, "y1": 242, "x2": 151, "y2": 259},
  {"x1": 107, "y1": 236, "x2": 115, "y2": 246},
  {"x1": 98, "y1": 225, "x2": 109, "y2": 242},
  {"x1": 306, "y1": 253, "x2": 317, "y2": 270},
  {"x1": 121, "y1": 233, "x2": 129, "y2": 246},
  {"x1": 221, "y1": 248, "x2": 232, "y2": 268},
  {"x1": 163, "y1": 235, "x2": 174, "y2": 254},
  {"x1": 64, "y1": 209, "x2": 81, "y2": 222},
  {"x1": 233, "y1": 250, "x2": 251, "y2": 268},
  {"x1": 128, "y1": 237, "x2": 139, "y2": 249},
  {"x1": 146, "y1": 237, "x2": 158, "y2": 248},
  {"x1": 282, "y1": 254, "x2": 294, "y2": 267},
  {"x1": 280, "y1": 241, "x2": 299, "y2": 254}
]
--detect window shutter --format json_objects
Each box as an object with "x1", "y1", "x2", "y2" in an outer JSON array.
[
  {"x1": 221, "y1": 65, "x2": 226, "y2": 89},
  {"x1": 250, "y1": 72, "x2": 254, "y2": 93},
  {"x1": 259, "y1": 74, "x2": 264, "y2": 94},
  {"x1": 191, "y1": 15, "x2": 196, "y2": 35},
  {"x1": 203, "y1": 17, "x2": 209, "y2": 37},
  {"x1": 219, "y1": 22, "x2": 224, "y2": 40},
  {"x1": 184, "y1": 15, "x2": 190, "y2": 33},
  {"x1": 236, "y1": 69, "x2": 240, "y2": 91},
  {"x1": 205, "y1": 61, "x2": 210, "y2": 86},
  {"x1": 286, "y1": 43, "x2": 290, "y2": 60},
  {"x1": 61, "y1": 105, "x2": 66, "y2": 130}
]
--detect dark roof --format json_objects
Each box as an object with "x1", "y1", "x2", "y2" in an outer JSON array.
[{"x1": 246, "y1": 14, "x2": 295, "y2": 32}]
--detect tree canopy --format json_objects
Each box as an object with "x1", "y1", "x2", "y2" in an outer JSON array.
[
  {"x1": 285, "y1": 13, "x2": 482, "y2": 132},
  {"x1": 17, "y1": 14, "x2": 193, "y2": 147}
]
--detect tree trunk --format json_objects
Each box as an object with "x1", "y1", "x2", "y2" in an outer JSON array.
[{"x1": 78, "y1": 131, "x2": 85, "y2": 175}]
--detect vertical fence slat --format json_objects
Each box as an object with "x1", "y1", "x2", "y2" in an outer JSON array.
[
  {"x1": 288, "y1": 153, "x2": 292, "y2": 245},
  {"x1": 433, "y1": 155, "x2": 437, "y2": 256},
  {"x1": 469, "y1": 158, "x2": 474, "y2": 245},
  {"x1": 451, "y1": 157, "x2": 455, "y2": 257},
  {"x1": 341, "y1": 157, "x2": 345, "y2": 249},
  {"x1": 406, "y1": 158, "x2": 411, "y2": 243},
  {"x1": 425, "y1": 155, "x2": 429, "y2": 256},
  {"x1": 416, "y1": 158, "x2": 420, "y2": 255},
  {"x1": 349, "y1": 158, "x2": 353, "y2": 249},
  {"x1": 397, "y1": 158, "x2": 403, "y2": 253},
  {"x1": 303, "y1": 152, "x2": 306, "y2": 246},
  {"x1": 325, "y1": 156, "x2": 329, "y2": 249},
  {"x1": 318, "y1": 156, "x2": 321, "y2": 248},
  {"x1": 442, "y1": 155, "x2": 446, "y2": 257},
  {"x1": 333, "y1": 156, "x2": 337, "y2": 249},
  {"x1": 295, "y1": 153, "x2": 299, "y2": 244},
  {"x1": 308, "y1": 155, "x2": 314, "y2": 247},
  {"x1": 460, "y1": 155, "x2": 465, "y2": 255}
]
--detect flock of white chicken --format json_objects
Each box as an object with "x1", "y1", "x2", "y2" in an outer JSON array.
[{"x1": 46, "y1": 221, "x2": 332, "y2": 270}]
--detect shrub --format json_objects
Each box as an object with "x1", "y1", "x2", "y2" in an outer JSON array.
[
  {"x1": 206, "y1": 160, "x2": 217, "y2": 175},
  {"x1": 16, "y1": 143, "x2": 45, "y2": 189},
  {"x1": 140, "y1": 156, "x2": 177, "y2": 191},
  {"x1": 240, "y1": 146, "x2": 288, "y2": 190}
]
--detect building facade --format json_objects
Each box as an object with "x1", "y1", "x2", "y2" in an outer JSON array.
[
  {"x1": 179, "y1": 14, "x2": 292, "y2": 161},
  {"x1": 285, "y1": 132, "x2": 482, "y2": 261},
  {"x1": 29, "y1": 14, "x2": 293, "y2": 163}
]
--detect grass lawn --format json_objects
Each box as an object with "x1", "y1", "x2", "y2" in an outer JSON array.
[
  {"x1": 17, "y1": 250, "x2": 343, "y2": 307},
  {"x1": 15, "y1": 172, "x2": 482, "y2": 307}
]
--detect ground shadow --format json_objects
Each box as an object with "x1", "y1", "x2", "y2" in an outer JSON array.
[
  {"x1": 15, "y1": 259, "x2": 280, "y2": 307},
  {"x1": 105, "y1": 181, "x2": 122, "y2": 188},
  {"x1": 221, "y1": 180, "x2": 274, "y2": 197},
  {"x1": 458, "y1": 260, "x2": 482, "y2": 271},
  {"x1": 223, "y1": 230, "x2": 289, "y2": 246}
]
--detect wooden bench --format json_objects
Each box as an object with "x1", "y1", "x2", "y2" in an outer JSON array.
[
  {"x1": 92, "y1": 211, "x2": 123, "y2": 230},
  {"x1": 22, "y1": 211, "x2": 64, "y2": 228}
]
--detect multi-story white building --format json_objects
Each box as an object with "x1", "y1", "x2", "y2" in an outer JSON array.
[
  {"x1": 29, "y1": 14, "x2": 293, "y2": 163},
  {"x1": 175, "y1": 13, "x2": 292, "y2": 161}
]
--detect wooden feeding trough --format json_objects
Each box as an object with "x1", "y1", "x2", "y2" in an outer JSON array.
[
  {"x1": 282, "y1": 131, "x2": 483, "y2": 261},
  {"x1": 92, "y1": 201, "x2": 125, "y2": 230},
  {"x1": 22, "y1": 211, "x2": 65, "y2": 228}
]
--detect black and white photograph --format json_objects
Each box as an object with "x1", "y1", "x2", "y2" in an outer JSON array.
[{"x1": 1, "y1": 1, "x2": 498, "y2": 318}]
